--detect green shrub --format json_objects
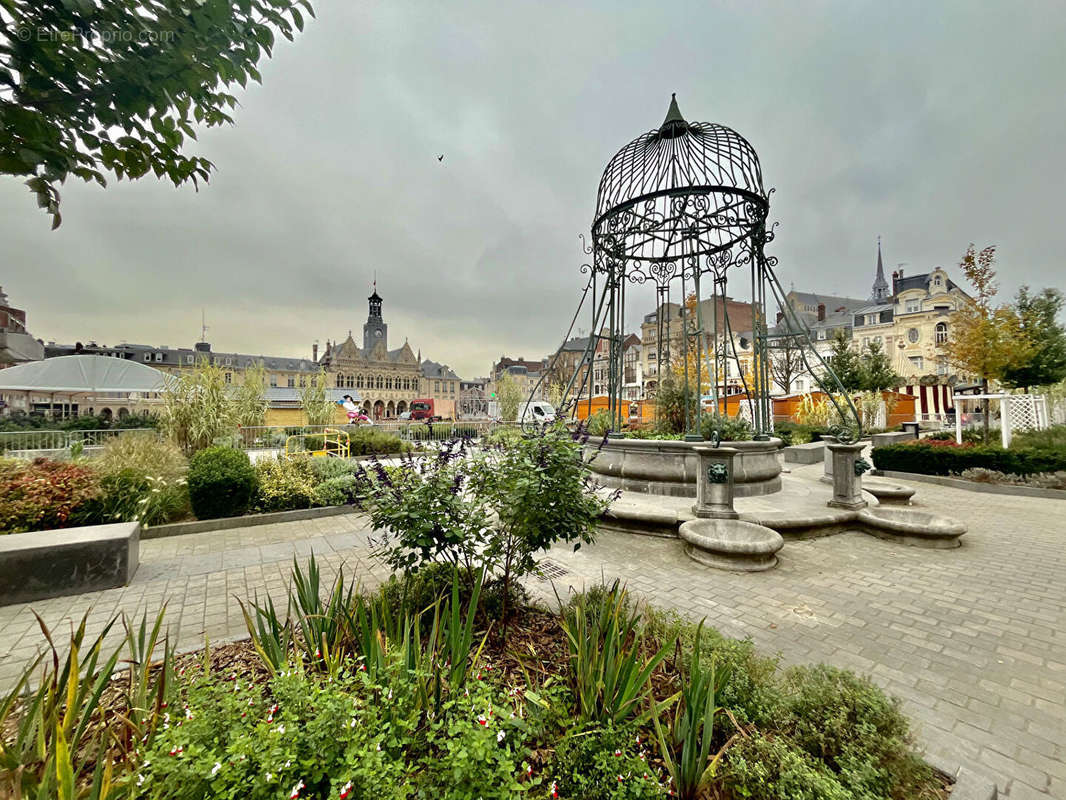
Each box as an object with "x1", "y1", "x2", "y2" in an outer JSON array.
[
  {"x1": 310, "y1": 457, "x2": 362, "y2": 482},
  {"x1": 253, "y1": 456, "x2": 317, "y2": 512},
  {"x1": 1010, "y1": 423, "x2": 1066, "y2": 453},
  {"x1": 482, "y1": 426, "x2": 523, "y2": 448},
  {"x1": 772, "y1": 421, "x2": 824, "y2": 446},
  {"x1": 313, "y1": 474, "x2": 363, "y2": 506},
  {"x1": 872, "y1": 440, "x2": 1066, "y2": 476},
  {"x1": 348, "y1": 427, "x2": 410, "y2": 456},
  {"x1": 0, "y1": 458, "x2": 101, "y2": 533},
  {"x1": 187, "y1": 446, "x2": 258, "y2": 519},
  {"x1": 586, "y1": 410, "x2": 615, "y2": 437},
  {"x1": 377, "y1": 561, "x2": 463, "y2": 614},
  {"x1": 782, "y1": 664, "x2": 931, "y2": 799},
  {"x1": 414, "y1": 680, "x2": 529, "y2": 800},
  {"x1": 549, "y1": 725, "x2": 665, "y2": 800},
  {"x1": 723, "y1": 734, "x2": 851, "y2": 800},
  {"x1": 140, "y1": 665, "x2": 413, "y2": 800},
  {"x1": 699, "y1": 413, "x2": 753, "y2": 442}
]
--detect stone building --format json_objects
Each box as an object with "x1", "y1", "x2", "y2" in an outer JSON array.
[
  {"x1": 0, "y1": 287, "x2": 44, "y2": 367},
  {"x1": 316, "y1": 290, "x2": 421, "y2": 420}
]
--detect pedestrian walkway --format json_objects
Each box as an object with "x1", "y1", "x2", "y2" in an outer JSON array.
[{"x1": 0, "y1": 464, "x2": 1062, "y2": 797}]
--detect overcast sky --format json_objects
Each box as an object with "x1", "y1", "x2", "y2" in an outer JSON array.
[{"x1": 3, "y1": 1, "x2": 1065, "y2": 379}]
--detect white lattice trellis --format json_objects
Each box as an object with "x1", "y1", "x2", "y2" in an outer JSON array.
[{"x1": 953, "y1": 393, "x2": 1049, "y2": 447}]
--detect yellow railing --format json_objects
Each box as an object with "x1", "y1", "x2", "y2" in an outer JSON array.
[{"x1": 284, "y1": 427, "x2": 350, "y2": 459}]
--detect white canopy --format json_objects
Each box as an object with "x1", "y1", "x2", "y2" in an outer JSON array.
[{"x1": 0, "y1": 355, "x2": 166, "y2": 394}]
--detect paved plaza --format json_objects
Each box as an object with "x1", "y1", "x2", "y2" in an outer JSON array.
[{"x1": 0, "y1": 462, "x2": 1063, "y2": 797}]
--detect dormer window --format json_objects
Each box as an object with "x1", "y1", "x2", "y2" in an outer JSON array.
[
  {"x1": 933, "y1": 275, "x2": 943, "y2": 288},
  {"x1": 905, "y1": 299, "x2": 921, "y2": 313}
]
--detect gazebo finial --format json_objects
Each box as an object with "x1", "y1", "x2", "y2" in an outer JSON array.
[{"x1": 662, "y1": 93, "x2": 686, "y2": 127}]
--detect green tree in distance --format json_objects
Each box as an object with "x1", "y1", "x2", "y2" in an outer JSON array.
[
  {"x1": 823, "y1": 329, "x2": 863, "y2": 392},
  {"x1": 495, "y1": 372, "x2": 523, "y2": 423},
  {"x1": 947, "y1": 244, "x2": 1032, "y2": 444},
  {"x1": 859, "y1": 338, "x2": 901, "y2": 392},
  {"x1": 1000, "y1": 286, "x2": 1066, "y2": 391},
  {"x1": 2, "y1": 0, "x2": 314, "y2": 228}
]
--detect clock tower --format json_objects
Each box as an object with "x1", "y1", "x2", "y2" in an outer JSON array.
[{"x1": 363, "y1": 289, "x2": 387, "y2": 351}]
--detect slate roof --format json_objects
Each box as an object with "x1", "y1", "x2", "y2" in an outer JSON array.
[{"x1": 421, "y1": 360, "x2": 461, "y2": 380}]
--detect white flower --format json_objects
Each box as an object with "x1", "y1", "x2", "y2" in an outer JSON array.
[
  {"x1": 210, "y1": 762, "x2": 222, "y2": 776},
  {"x1": 496, "y1": 730, "x2": 505, "y2": 743}
]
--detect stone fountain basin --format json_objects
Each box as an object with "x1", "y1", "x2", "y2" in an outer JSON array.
[
  {"x1": 679, "y1": 518, "x2": 784, "y2": 571},
  {"x1": 586, "y1": 437, "x2": 782, "y2": 498},
  {"x1": 862, "y1": 481, "x2": 916, "y2": 505},
  {"x1": 857, "y1": 507, "x2": 966, "y2": 549}
]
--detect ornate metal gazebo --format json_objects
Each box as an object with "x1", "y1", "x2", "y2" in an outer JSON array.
[{"x1": 549, "y1": 95, "x2": 860, "y2": 438}]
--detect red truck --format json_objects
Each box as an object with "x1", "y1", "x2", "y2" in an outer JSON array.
[{"x1": 408, "y1": 399, "x2": 441, "y2": 421}]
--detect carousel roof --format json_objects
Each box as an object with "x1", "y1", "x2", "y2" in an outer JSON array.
[{"x1": 0, "y1": 355, "x2": 166, "y2": 394}]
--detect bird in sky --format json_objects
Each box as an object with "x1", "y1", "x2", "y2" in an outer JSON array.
[{"x1": 437, "y1": 154, "x2": 444, "y2": 162}]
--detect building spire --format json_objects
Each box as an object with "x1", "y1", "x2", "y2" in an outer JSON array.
[{"x1": 870, "y1": 235, "x2": 890, "y2": 302}]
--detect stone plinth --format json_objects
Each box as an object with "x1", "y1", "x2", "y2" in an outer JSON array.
[
  {"x1": 826, "y1": 441, "x2": 867, "y2": 510},
  {"x1": 784, "y1": 441, "x2": 825, "y2": 464},
  {"x1": 692, "y1": 446, "x2": 740, "y2": 519},
  {"x1": 820, "y1": 435, "x2": 838, "y2": 484},
  {"x1": 0, "y1": 522, "x2": 140, "y2": 607}
]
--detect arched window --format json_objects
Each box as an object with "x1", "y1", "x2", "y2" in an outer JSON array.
[
  {"x1": 376, "y1": 375, "x2": 383, "y2": 389},
  {"x1": 355, "y1": 374, "x2": 362, "y2": 389},
  {"x1": 935, "y1": 322, "x2": 948, "y2": 344},
  {"x1": 336, "y1": 373, "x2": 345, "y2": 388},
  {"x1": 386, "y1": 377, "x2": 393, "y2": 390}
]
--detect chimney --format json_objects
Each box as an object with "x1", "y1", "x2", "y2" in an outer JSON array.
[
  {"x1": 312, "y1": 341, "x2": 318, "y2": 361},
  {"x1": 817, "y1": 303, "x2": 826, "y2": 322}
]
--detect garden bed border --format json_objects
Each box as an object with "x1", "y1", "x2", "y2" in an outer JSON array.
[
  {"x1": 872, "y1": 469, "x2": 1066, "y2": 500},
  {"x1": 143, "y1": 505, "x2": 360, "y2": 540}
]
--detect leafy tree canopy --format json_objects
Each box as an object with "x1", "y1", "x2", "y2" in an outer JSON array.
[
  {"x1": 1000, "y1": 286, "x2": 1066, "y2": 390},
  {"x1": 1, "y1": 0, "x2": 314, "y2": 228}
]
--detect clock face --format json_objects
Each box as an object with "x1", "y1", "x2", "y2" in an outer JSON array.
[{"x1": 374, "y1": 330, "x2": 383, "y2": 338}]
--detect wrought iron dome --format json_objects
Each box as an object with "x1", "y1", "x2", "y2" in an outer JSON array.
[{"x1": 592, "y1": 94, "x2": 768, "y2": 267}]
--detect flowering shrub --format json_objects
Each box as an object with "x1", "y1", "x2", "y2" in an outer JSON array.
[
  {"x1": 549, "y1": 725, "x2": 666, "y2": 800},
  {"x1": 0, "y1": 458, "x2": 101, "y2": 534}
]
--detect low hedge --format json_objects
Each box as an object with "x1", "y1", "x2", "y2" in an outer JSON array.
[{"x1": 872, "y1": 440, "x2": 1066, "y2": 477}]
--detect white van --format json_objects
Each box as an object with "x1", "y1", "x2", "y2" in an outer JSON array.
[{"x1": 516, "y1": 401, "x2": 556, "y2": 425}]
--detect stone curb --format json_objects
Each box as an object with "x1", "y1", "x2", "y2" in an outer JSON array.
[
  {"x1": 925, "y1": 754, "x2": 999, "y2": 800},
  {"x1": 142, "y1": 505, "x2": 361, "y2": 540},
  {"x1": 873, "y1": 470, "x2": 1066, "y2": 500}
]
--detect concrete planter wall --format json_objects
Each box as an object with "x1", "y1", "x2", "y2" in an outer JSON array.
[
  {"x1": 585, "y1": 437, "x2": 783, "y2": 498},
  {"x1": 0, "y1": 522, "x2": 140, "y2": 607}
]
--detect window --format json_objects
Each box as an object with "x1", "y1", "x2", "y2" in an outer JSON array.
[
  {"x1": 376, "y1": 375, "x2": 383, "y2": 389},
  {"x1": 435, "y1": 381, "x2": 440, "y2": 393},
  {"x1": 907, "y1": 328, "x2": 920, "y2": 344},
  {"x1": 935, "y1": 322, "x2": 948, "y2": 344},
  {"x1": 337, "y1": 374, "x2": 345, "y2": 387},
  {"x1": 225, "y1": 373, "x2": 232, "y2": 384},
  {"x1": 905, "y1": 299, "x2": 921, "y2": 313},
  {"x1": 909, "y1": 356, "x2": 924, "y2": 371},
  {"x1": 143, "y1": 353, "x2": 151, "y2": 361},
  {"x1": 287, "y1": 377, "x2": 295, "y2": 388},
  {"x1": 185, "y1": 355, "x2": 194, "y2": 364},
  {"x1": 937, "y1": 358, "x2": 949, "y2": 376},
  {"x1": 933, "y1": 275, "x2": 942, "y2": 288},
  {"x1": 865, "y1": 314, "x2": 879, "y2": 326},
  {"x1": 270, "y1": 375, "x2": 278, "y2": 387},
  {"x1": 299, "y1": 376, "x2": 306, "y2": 387},
  {"x1": 863, "y1": 337, "x2": 870, "y2": 347},
  {"x1": 386, "y1": 377, "x2": 393, "y2": 390}
]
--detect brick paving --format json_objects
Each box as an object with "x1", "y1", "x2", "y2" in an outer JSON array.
[{"x1": 0, "y1": 463, "x2": 1063, "y2": 796}]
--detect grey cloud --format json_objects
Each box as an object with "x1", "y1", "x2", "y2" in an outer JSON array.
[{"x1": 3, "y1": 0, "x2": 1064, "y2": 378}]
